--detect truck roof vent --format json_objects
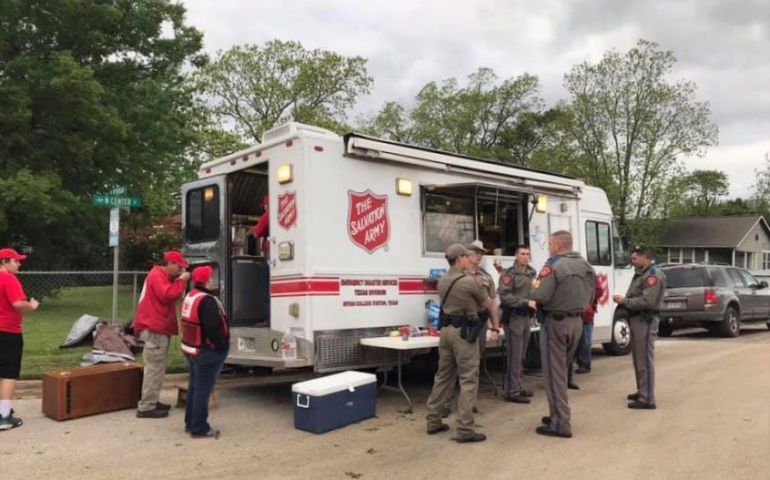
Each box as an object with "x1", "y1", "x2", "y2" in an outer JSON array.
[{"x1": 262, "y1": 122, "x2": 339, "y2": 144}]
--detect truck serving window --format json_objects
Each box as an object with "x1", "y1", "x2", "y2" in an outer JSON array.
[
  {"x1": 422, "y1": 185, "x2": 525, "y2": 255},
  {"x1": 186, "y1": 185, "x2": 220, "y2": 242},
  {"x1": 586, "y1": 221, "x2": 611, "y2": 266}
]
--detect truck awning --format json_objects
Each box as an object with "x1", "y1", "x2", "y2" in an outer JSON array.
[{"x1": 343, "y1": 133, "x2": 583, "y2": 197}]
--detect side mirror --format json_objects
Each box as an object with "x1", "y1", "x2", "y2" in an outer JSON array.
[{"x1": 759, "y1": 281, "x2": 768, "y2": 289}]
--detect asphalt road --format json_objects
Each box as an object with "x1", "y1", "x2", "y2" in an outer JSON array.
[{"x1": 3, "y1": 324, "x2": 769, "y2": 480}]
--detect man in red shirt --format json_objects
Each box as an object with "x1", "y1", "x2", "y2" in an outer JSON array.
[
  {"x1": 134, "y1": 251, "x2": 190, "y2": 419},
  {"x1": 0, "y1": 248, "x2": 39, "y2": 431}
]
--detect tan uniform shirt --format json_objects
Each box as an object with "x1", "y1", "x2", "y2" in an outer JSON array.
[
  {"x1": 498, "y1": 263, "x2": 537, "y2": 308},
  {"x1": 530, "y1": 252, "x2": 596, "y2": 314},
  {"x1": 439, "y1": 267, "x2": 490, "y2": 317},
  {"x1": 624, "y1": 264, "x2": 666, "y2": 312}
]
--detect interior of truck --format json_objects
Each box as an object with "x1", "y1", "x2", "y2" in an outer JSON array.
[{"x1": 227, "y1": 167, "x2": 270, "y2": 328}]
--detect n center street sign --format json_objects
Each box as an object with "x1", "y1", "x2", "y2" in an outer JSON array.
[{"x1": 92, "y1": 195, "x2": 143, "y2": 207}]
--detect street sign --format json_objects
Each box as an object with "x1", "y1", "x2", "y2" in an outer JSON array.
[{"x1": 92, "y1": 195, "x2": 143, "y2": 207}]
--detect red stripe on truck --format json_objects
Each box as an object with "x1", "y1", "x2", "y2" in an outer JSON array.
[
  {"x1": 270, "y1": 277, "x2": 340, "y2": 297},
  {"x1": 398, "y1": 278, "x2": 438, "y2": 295}
]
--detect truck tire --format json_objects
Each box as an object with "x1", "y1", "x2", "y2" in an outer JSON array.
[
  {"x1": 602, "y1": 316, "x2": 632, "y2": 356},
  {"x1": 658, "y1": 322, "x2": 674, "y2": 337},
  {"x1": 718, "y1": 306, "x2": 740, "y2": 338}
]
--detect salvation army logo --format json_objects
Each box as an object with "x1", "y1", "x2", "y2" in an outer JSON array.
[
  {"x1": 277, "y1": 191, "x2": 297, "y2": 230},
  {"x1": 347, "y1": 190, "x2": 390, "y2": 254}
]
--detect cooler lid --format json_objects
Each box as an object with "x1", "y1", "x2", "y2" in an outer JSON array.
[{"x1": 292, "y1": 371, "x2": 376, "y2": 396}]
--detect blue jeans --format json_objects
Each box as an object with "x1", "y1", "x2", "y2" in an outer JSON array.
[
  {"x1": 185, "y1": 349, "x2": 227, "y2": 435},
  {"x1": 577, "y1": 324, "x2": 593, "y2": 369}
]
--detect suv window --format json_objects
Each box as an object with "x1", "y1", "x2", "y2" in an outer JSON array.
[
  {"x1": 665, "y1": 267, "x2": 706, "y2": 288},
  {"x1": 707, "y1": 267, "x2": 730, "y2": 287},
  {"x1": 738, "y1": 269, "x2": 759, "y2": 288},
  {"x1": 726, "y1": 269, "x2": 745, "y2": 287}
]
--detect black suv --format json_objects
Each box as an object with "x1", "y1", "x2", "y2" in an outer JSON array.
[{"x1": 659, "y1": 264, "x2": 770, "y2": 337}]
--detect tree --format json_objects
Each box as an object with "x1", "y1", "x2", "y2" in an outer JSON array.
[
  {"x1": 364, "y1": 68, "x2": 545, "y2": 164},
  {"x1": 192, "y1": 40, "x2": 373, "y2": 144},
  {"x1": 681, "y1": 170, "x2": 729, "y2": 212},
  {"x1": 563, "y1": 40, "x2": 719, "y2": 243},
  {"x1": 0, "y1": 0, "x2": 205, "y2": 267}
]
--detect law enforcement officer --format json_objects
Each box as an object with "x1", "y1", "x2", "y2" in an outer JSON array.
[
  {"x1": 425, "y1": 244, "x2": 501, "y2": 443},
  {"x1": 530, "y1": 231, "x2": 595, "y2": 438},
  {"x1": 466, "y1": 240, "x2": 496, "y2": 362},
  {"x1": 498, "y1": 244, "x2": 536, "y2": 404},
  {"x1": 613, "y1": 245, "x2": 666, "y2": 409}
]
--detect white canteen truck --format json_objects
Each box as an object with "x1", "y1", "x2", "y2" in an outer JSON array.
[{"x1": 181, "y1": 122, "x2": 634, "y2": 372}]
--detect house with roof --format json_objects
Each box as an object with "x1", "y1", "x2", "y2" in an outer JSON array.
[{"x1": 659, "y1": 215, "x2": 770, "y2": 270}]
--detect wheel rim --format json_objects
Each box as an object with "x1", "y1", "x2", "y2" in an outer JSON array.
[
  {"x1": 614, "y1": 319, "x2": 631, "y2": 348},
  {"x1": 728, "y1": 310, "x2": 738, "y2": 333}
]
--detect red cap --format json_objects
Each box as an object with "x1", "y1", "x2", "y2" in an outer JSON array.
[
  {"x1": 192, "y1": 266, "x2": 213, "y2": 285},
  {"x1": 163, "y1": 250, "x2": 188, "y2": 269},
  {"x1": 0, "y1": 248, "x2": 27, "y2": 261}
]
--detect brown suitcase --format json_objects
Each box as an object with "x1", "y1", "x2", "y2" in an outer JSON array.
[{"x1": 42, "y1": 362, "x2": 143, "y2": 421}]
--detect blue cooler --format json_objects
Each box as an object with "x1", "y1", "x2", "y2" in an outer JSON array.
[{"x1": 292, "y1": 371, "x2": 377, "y2": 433}]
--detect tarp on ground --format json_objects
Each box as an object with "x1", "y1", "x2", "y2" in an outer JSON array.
[{"x1": 60, "y1": 314, "x2": 100, "y2": 348}]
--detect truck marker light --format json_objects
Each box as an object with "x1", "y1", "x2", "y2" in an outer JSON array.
[
  {"x1": 286, "y1": 140, "x2": 293, "y2": 147},
  {"x1": 277, "y1": 164, "x2": 294, "y2": 184},
  {"x1": 396, "y1": 178, "x2": 413, "y2": 196},
  {"x1": 242, "y1": 155, "x2": 249, "y2": 162},
  {"x1": 314, "y1": 145, "x2": 324, "y2": 152}
]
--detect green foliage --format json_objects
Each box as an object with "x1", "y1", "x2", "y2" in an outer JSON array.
[
  {"x1": 563, "y1": 39, "x2": 719, "y2": 243},
  {"x1": 0, "y1": 0, "x2": 205, "y2": 266},
  {"x1": 364, "y1": 68, "x2": 545, "y2": 164},
  {"x1": 192, "y1": 40, "x2": 373, "y2": 143}
]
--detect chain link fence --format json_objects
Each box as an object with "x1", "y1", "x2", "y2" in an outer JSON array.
[{"x1": 18, "y1": 271, "x2": 149, "y2": 320}]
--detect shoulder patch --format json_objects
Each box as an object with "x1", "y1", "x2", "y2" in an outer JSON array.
[
  {"x1": 646, "y1": 276, "x2": 658, "y2": 287},
  {"x1": 539, "y1": 266, "x2": 553, "y2": 278},
  {"x1": 501, "y1": 275, "x2": 513, "y2": 286}
]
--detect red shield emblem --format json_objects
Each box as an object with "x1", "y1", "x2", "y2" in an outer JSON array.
[
  {"x1": 347, "y1": 190, "x2": 390, "y2": 254},
  {"x1": 277, "y1": 191, "x2": 297, "y2": 230}
]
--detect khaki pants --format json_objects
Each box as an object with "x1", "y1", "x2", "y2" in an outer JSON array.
[
  {"x1": 426, "y1": 326, "x2": 480, "y2": 439},
  {"x1": 503, "y1": 314, "x2": 530, "y2": 397},
  {"x1": 137, "y1": 331, "x2": 170, "y2": 412},
  {"x1": 630, "y1": 315, "x2": 658, "y2": 404},
  {"x1": 540, "y1": 315, "x2": 582, "y2": 436}
]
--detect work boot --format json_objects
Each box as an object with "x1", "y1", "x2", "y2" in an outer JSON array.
[
  {"x1": 455, "y1": 433, "x2": 486, "y2": 443},
  {"x1": 520, "y1": 389, "x2": 534, "y2": 398},
  {"x1": 575, "y1": 366, "x2": 591, "y2": 374},
  {"x1": 503, "y1": 395, "x2": 530, "y2": 404},
  {"x1": 191, "y1": 428, "x2": 220, "y2": 439},
  {"x1": 427, "y1": 423, "x2": 450, "y2": 435},
  {"x1": 535, "y1": 425, "x2": 572, "y2": 438},
  {"x1": 628, "y1": 400, "x2": 656, "y2": 410},
  {"x1": 136, "y1": 407, "x2": 169, "y2": 419},
  {"x1": 156, "y1": 402, "x2": 172, "y2": 411},
  {"x1": 568, "y1": 381, "x2": 580, "y2": 390},
  {"x1": 0, "y1": 414, "x2": 23, "y2": 431},
  {"x1": 541, "y1": 416, "x2": 551, "y2": 425},
  {"x1": 627, "y1": 393, "x2": 640, "y2": 401}
]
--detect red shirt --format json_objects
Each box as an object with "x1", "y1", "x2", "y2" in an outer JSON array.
[
  {"x1": 133, "y1": 266, "x2": 187, "y2": 336},
  {"x1": 0, "y1": 270, "x2": 27, "y2": 334}
]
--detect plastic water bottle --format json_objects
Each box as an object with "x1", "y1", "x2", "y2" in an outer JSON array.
[
  {"x1": 281, "y1": 330, "x2": 297, "y2": 361},
  {"x1": 427, "y1": 300, "x2": 441, "y2": 328}
]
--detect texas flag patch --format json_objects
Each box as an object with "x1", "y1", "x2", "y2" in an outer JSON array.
[{"x1": 646, "y1": 276, "x2": 658, "y2": 287}]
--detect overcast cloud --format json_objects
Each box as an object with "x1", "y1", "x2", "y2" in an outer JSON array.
[{"x1": 181, "y1": 0, "x2": 770, "y2": 197}]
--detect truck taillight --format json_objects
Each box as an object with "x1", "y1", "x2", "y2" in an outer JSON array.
[{"x1": 704, "y1": 289, "x2": 718, "y2": 305}]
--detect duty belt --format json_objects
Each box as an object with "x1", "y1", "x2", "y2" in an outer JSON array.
[
  {"x1": 442, "y1": 314, "x2": 477, "y2": 328},
  {"x1": 543, "y1": 310, "x2": 583, "y2": 321}
]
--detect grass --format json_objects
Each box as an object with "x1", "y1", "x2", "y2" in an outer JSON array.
[{"x1": 20, "y1": 285, "x2": 187, "y2": 379}]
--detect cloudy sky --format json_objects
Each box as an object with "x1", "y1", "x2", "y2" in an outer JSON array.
[{"x1": 181, "y1": 0, "x2": 770, "y2": 197}]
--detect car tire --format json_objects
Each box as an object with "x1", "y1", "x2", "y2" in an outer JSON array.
[
  {"x1": 658, "y1": 322, "x2": 674, "y2": 337},
  {"x1": 718, "y1": 306, "x2": 740, "y2": 338},
  {"x1": 603, "y1": 316, "x2": 632, "y2": 356}
]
